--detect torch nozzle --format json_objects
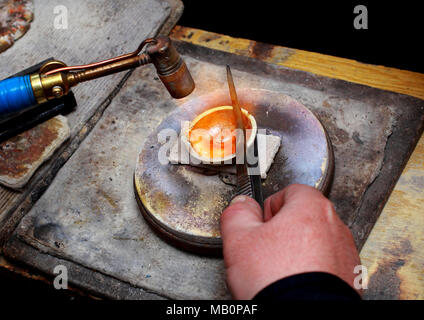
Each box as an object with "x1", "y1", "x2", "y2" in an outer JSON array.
[{"x1": 147, "y1": 36, "x2": 195, "y2": 99}]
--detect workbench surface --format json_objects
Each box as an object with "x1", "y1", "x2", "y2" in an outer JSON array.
[
  {"x1": 1, "y1": 21, "x2": 423, "y2": 299},
  {"x1": 169, "y1": 26, "x2": 424, "y2": 300}
]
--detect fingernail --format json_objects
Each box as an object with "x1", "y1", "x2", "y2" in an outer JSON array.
[{"x1": 230, "y1": 195, "x2": 248, "y2": 205}]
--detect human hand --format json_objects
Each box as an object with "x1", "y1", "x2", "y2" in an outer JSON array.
[{"x1": 220, "y1": 184, "x2": 361, "y2": 299}]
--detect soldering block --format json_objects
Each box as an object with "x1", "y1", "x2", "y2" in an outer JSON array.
[
  {"x1": 0, "y1": 115, "x2": 70, "y2": 189},
  {"x1": 168, "y1": 121, "x2": 281, "y2": 179}
]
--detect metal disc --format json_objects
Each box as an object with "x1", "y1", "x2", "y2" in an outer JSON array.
[{"x1": 134, "y1": 88, "x2": 334, "y2": 254}]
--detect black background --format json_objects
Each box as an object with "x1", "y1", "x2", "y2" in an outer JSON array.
[{"x1": 179, "y1": 0, "x2": 423, "y2": 73}]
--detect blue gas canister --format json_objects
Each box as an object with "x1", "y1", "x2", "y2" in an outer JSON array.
[{"x1": 0, "y1": 75, "x2": 36, "y2": 121}]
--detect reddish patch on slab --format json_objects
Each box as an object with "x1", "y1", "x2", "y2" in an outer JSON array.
[{"x1": 0, "y1": 119, "x2": 60, "y2": 179}]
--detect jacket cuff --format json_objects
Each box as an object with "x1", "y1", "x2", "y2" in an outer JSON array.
[{"x1": 253, "y1": 272, "x2": 361, "y2": 301}]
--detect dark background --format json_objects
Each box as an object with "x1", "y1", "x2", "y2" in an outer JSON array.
[{"x1": 179, "y1": 0, "x2": 423, "y2": 73}]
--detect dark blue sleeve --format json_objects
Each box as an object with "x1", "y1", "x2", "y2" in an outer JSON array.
[{"x1": 253, "y1": 272, "x2": 361, "y2": 301}]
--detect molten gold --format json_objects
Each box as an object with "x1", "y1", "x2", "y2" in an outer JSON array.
[{"x1": 189, "y1": 106, "x2": 253, "y2": 159}]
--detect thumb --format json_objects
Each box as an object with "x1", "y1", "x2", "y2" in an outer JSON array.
[{"x1": 221, "y1": 195, "x2": 263, "y2": 239}]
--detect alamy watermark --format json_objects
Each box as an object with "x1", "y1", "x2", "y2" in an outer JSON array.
[
  {"x1": 353, "y1": 264, "x2": 369, "y2": 290},
  {"x1": 53, "y1": 5, "x2": 68, "y2": 30},
  {"x1": 353, "y1": 5, "x2": 368, "y2": 29},
  {"x1": 157, "y1": 125, "x2": 266, "y2": 176},
  {"x1": 53, "y1": 265, "x2": 68, "y2": 290}
]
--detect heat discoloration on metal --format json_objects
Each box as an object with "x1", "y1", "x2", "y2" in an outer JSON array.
[
  {"x1": 0, "y1": 115, "x2": 70, "y2": 189},
  {"x1": 133, "y1": 42, "x2": 415, "y2": 254},
  {"x1": 134, "y1": 88, "x2": 333, "y2": 252}
]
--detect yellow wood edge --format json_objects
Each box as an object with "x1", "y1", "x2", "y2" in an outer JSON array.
[{"x1": 171, "y1": 26, "x2": 424, "y2": 100}]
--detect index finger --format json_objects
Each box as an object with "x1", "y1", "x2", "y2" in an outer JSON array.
[{"x1": 263, "y1": 184, "x2": 325, "y2": 221}]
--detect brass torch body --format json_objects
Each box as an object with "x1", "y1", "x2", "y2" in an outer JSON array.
[
  {"x1": 147, "y1": 36, "x2": 195, "y2": 99},
  {"x1": 31, "y1": 36, "x2": 195, "y2": 102}
]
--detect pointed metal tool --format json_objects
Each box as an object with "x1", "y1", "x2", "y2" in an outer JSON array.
[{"x1": 226, "y1": 65, "x2": 264, "y2": 209}]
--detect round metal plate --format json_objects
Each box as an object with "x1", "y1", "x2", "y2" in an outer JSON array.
[{"x1": 134, "y1": 88, "x2": 334, "y2": 254}]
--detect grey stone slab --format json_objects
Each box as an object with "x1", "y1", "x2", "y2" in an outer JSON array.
[
  {"x1": 0, "y1": 0, "x2": 171, "y2": 136},
  {"x1": 13, "y1": 64, "x2": 231, "y2": 300},
  {"x1": 0, "y1": 0, "x2": 179, "y2": 238},
  {"x1": 6, "y1": 41, "x2": 424, "y2": 299}
]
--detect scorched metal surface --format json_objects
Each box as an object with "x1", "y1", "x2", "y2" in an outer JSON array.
[{"x1": 134, "y1": 88, "x2": 333, "y2": 253}]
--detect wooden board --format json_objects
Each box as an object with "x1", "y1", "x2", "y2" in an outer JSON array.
[
  {"x1": 170, "y1": 26, "x2": 424, "y2": 101},
  {"x1": 361, "y1": 139, "x2": 424, "y2": 299},
  {"x1": 170, "y1": 27, "x2": 424, "y2": 300},
  {"x1": 135, "y1": 88, "x2": 333, "y2": 254},
  {"x1": 0, "y1": 0, "x2": 181, "y2": 242}
]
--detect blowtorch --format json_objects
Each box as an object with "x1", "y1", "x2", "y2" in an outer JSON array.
[{"x1": 0, "y1": 36, "x2": 195, "y2": 124}]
